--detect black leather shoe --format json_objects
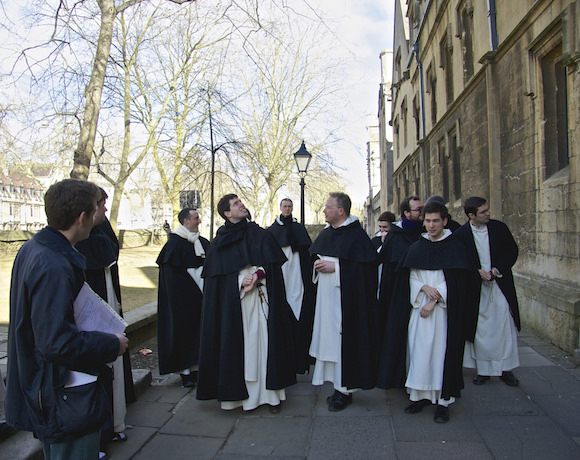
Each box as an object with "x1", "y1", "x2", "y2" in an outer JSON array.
[
  {"x1": 434, "y1": 405, "x2": 449, "y2": 423},
  {"x1": 328, "y1": 392, "x2": 352, "y2": 411},
  {"x1": 268, "y1": 404, "x2": 281, "y2": 414},
  {"x1": 404, "y1": 399, "x2": 432, "y2": 414},
  {"x1": 500, "y1": 371, "x2": 519, "y2": 386},
  {"x1": 180, "y1": 373, "x2": 197, "y2": 388},
  {"x1": 326, "y1": 390, "x2": 342, "y2": 404},
  {"x1": 473, "y1": 375, "x2": 490, "y2": 385}
]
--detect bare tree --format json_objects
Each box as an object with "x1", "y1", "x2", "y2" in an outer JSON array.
[
  {"x1": 222, "y1": 13, "x2": 342, "y2": 227},
  {"x1": 69, "y1": 0, "x2": 197, "y2": 180}
]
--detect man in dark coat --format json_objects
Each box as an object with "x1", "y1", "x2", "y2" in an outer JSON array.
[
  {"x1": 394, "y1": 201, "x2": 475, "y2": 423},
  {"x1": 454, "y1": 196, "x2": 521, "y2": 387},
  {"x1": 6, "y1": 179, "x2": 127, "y2": 458},
  {"x1": 308, "y1": 192, "x2": 379, "y2": 412},
  {"x1": 267, "y1": 198, "x2": 315, "y2": 374},
  {"x1": 197, "y1": 194, "x2": 296, "y2": 413},
  {"x1": 424, "y1": 195, "x2": 462, "y2": 231},
  {"x1": 75, "y1": 188, "x2": 134, "y2": 451},
  {"x1": 376, "y1": 196, "x2": 424, "y2": 390},
  {"x1": 156, "y1": 208, "x2": 209, "y2": 388},
  {"x1": 371, "y1": 211, "x2": 396, "y2": 250}
]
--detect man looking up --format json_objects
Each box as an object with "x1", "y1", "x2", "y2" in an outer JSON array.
[
  {"x1": 197, "y1": 194, "x2": 296, "y2": 413},
  {"x1": 376, "y1": 196, "x2": 424, "y2": 386},
  {"x1": 309, "y1": 192, "x2": 378, "y2": 411},
  {"x1": 454, "y1": 197, "x2": 521, "y2": 387},
  {"x1": 156, "y1": 208, "x2": 209, "y2": 388},
  {"x1": 267, "y1": 198, "x2": 315, "y2": 374},
  {"x1": 396, "y1": 201, "x2": 474, "y2": 423},
  {"x1": 6, "y1": 179, "x2": 128, "y2": 459}
]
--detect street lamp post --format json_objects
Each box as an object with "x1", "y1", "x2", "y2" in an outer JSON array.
[{"x1": 293, "y1": 141, "x2": 312, "y2": 225}]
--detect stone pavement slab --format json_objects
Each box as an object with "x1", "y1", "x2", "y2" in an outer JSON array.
[
  {"x1": 471, "y1": 415, "x2": 580, "y2": 460},
  {"x1": 390, "y1": 399, "x2": 482, "y2": 443},
  {"x1": 132, "y1": 433, "x2": 223, "y2": 460},
  {"x1": 308, "y1": 415, "x2": 395, "y2": 459},
  {"x1": 396, "y1": 441, "x2": 493, "y2": 460},
  {"x1": 160, "y1": 396, "x2": 238, "y2": 438},
  {"x1": 222, "y1": 417, "x2": 311, "y2": 457},
  {"x1": 124, "y1": 399, "x2": 176, "y2": 428}
]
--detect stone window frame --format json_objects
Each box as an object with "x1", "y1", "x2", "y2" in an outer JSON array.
[
  {"x1": 426, "y1": 63, "x2": 437, "y2": 126},
  {"x1": 526, "y1": 22, "x2": 570, "y2": 182},
  {"x1": 456, "y1": 0, "x2": 475, "y2": 85}
]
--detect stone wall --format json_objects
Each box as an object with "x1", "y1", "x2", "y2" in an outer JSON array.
[{"x1": 390, "y1": 0, "x2": 580, "y2": 355}]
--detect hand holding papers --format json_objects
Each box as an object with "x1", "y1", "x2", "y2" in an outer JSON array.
[{"x1": 73, "y1": 282, "x2": 128, "y2": 335}]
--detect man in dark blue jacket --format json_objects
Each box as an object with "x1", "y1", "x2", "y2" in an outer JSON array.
[{"x1": 5, "y1": 179, "x2": 128, "y2": 459}]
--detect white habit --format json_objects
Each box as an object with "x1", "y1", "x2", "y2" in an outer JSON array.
[
  {"x1": 463, "y1": 224, "x2": 519, "y2": 375},
  {"x1": 104, "y1": 263, "x2": 127, "y2": 432},
  {"x1": 309, "y1": 215, "x2": 359, "y2": 394},
  {"x1": 280, "y1": 245, "x2": 304, "y2": 321},
  {"x1": 406, "y1": 231, "x2": 455, "y2": 406},
  {"x1": 221, "y1": 265, "x2": 285, "y2": 410}
]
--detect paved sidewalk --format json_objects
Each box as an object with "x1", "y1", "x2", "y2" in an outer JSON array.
[
  {"x1": 107, "y1": 329, "x2": 580, "y2": 459},
  {"x1": 2, "y1": 328, "x2": 580, "y2": 459}
]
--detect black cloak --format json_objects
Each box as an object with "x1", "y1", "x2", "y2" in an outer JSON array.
[
  {"x1": 75, "y1": 218, "x2": 136, "y2": 403},
  {"x1": 371, "y1": 235, "x2": 383, "y2": 250},
  {"x1": 156, "y1": 233, "x2": 209, "y2": 375},
  {"x1": 376, "y1": 224, "x2": 423, "y2": 341},
  {"x1": 267, "y1": 215, "x2": 315, "y2": 374},
  {"x1": 309, "y1": 219, "x2": 379, "y2": 390},
  {"x1": 376, "y1": 233, "x2": 476, "y2": 399},
  {"x1": 196, "y1": 219, "x2": 297, "y2": 402},
  {"x1": 454, "y1": 219, "x2": 521, "y2": 337}
]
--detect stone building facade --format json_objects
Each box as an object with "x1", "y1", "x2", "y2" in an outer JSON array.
[
  {"x1": 388, "y1": 0, "x2": 580, "y2": 355},
  {"x1": 0, "y1": 173, "x2": 45, "y2": 231}
]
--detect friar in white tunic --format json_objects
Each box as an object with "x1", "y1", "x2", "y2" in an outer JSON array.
[
  {"x1": 454, "y1": 197, "x2": 521, "y2": 387},
  {"x1": 197, "y1": 194, "x2": 296, "y2": 413},
  {"x1": 308, "y1": 193, "x2": 379, "y2": 412},
  {"x1": 397, "y1": 202, "x2": 474, "y2": 423}
]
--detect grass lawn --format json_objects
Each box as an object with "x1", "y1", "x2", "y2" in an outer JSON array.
[{"x1": 0, "y1": 245, "x2": 162, "y2": 324}]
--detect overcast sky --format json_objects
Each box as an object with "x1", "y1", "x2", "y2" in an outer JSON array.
[{"x1": 308, "y1": 0, "x2": 395, "y2": 206}]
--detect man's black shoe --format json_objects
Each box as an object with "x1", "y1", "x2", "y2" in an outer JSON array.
[
  {"x1": 326, "y1": 390, "x2": 342, "y2": 404},
  {"x1": 180, "y1": 373, "x2": 197, "y2": 388},
  {"x1": 404, "y1": 399, "x2": 432, "y2": 414},
  {"x1": 473, "y1": 375, "x2": 490, "y2": 385},
  {"x1": 433, "y1": 405, "x2": 449, "y2": 423},
  {"x1": 328, "y1": 392, "x2": 352, "y2": 412},
  {"x1": 268, "y1": 404, "x2": 281, "y2": 414},
  {"x1": 500, "y1": 371, "x2": 519, "y2": 387}
]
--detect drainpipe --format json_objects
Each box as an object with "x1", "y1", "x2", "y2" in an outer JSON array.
[
  {"x1": 485, "y1": 0, "x2": 502, "y2": 217},
  {"x1": 413, "y1": 42, "x2": 426, "y2": 140},
  {"x1": 487, "y1": 0, "x2": 498, "y2": 51}
]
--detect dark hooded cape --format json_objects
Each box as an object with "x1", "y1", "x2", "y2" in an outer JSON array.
[
  {"x1": 267, "y1": 216, "x2": 315, "y2": 374},
  {"x1": 309, "y1": 219, "x2": 379, "y2": 390},
  {"x1": 75, "y1": 218, "x2": 136, "y2": 403},
  {"x1": 156, "y1": 232, "x2": 209, "y2": 375},
  {"x1": 196, "y1": 220, "x2": 296, "y2": 402},
  {"x1": 376, "y1": 224, "x2": 423, "y2": 342},
  {"x1": 376, "y1": 233, "x2": 476, "y2": 399},
  {"x1": 454, "y1": 219, "x2": 521, "y2": 336}
]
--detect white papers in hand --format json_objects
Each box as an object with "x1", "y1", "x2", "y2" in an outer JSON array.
[{"x1": 73, "y1": 282, "x2": 128, "y2": 334}]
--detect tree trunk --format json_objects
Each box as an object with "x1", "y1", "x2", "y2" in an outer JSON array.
[{"x1": 71, "y1": 0, "x2": 116, "y2": 180}]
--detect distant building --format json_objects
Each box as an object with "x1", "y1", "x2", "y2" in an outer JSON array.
[
  {"x1": 389, "y1": 0, "x2": 580, "y2": 355},
  {"x1": 365, "y1": 50, "x2": 394, "y2": 235},
  {"x1": 0, "y1": 173, "x2": 45, "y2": 231}
]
